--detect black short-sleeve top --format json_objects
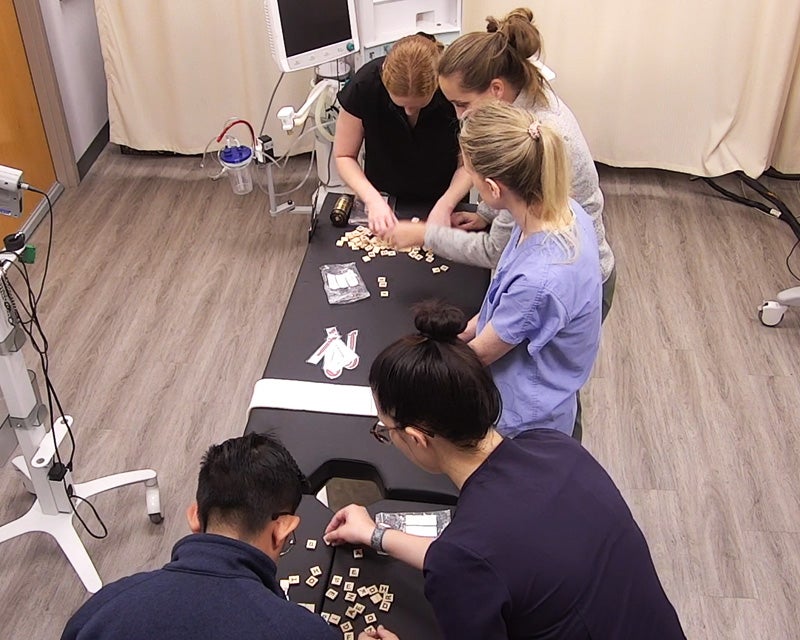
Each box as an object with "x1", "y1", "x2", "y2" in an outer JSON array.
[{"x1": 337, "y1": 57, "x2": 460, "y2": 202}]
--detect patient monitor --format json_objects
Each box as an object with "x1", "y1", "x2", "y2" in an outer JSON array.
[{"x1": 264, "y1": 0, "x2": 360, "y2": 72}]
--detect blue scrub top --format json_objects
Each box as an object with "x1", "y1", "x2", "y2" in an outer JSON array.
[{"x1": 477, "y1": 201, "x2": 601, "y2": 437}]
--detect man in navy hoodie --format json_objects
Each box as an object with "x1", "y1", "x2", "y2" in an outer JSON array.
[{"x1": 61, "y1": 433, "x2": 337, "y2": 640}]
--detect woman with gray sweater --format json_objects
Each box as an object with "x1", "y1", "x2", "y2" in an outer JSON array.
[{"x1": 390, "y1": 8, "x2": 616, "y2": 319}]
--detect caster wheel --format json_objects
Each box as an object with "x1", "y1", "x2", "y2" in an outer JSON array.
[
  {"x1": 149, "y1": 513, "x2": 164, "y2": 524},
  {"x1": 758, "y1": 301, "x2": 786, "y2": 327}
]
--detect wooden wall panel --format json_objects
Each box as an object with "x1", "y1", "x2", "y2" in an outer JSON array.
[{"x1": 0, "y1": 0, "x2": 56, "y2": 237}]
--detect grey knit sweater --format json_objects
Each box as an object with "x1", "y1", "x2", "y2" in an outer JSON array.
[{"x1": 425, "y1": 89, "x2": 615, "y2": 281}]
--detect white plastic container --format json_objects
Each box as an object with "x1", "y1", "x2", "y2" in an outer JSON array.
[{"x1": 220, "y1": 145, "x2": 254, "y2": 195}]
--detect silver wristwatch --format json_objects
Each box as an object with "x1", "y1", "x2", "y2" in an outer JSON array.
[{"x1": 370, "y1": 524, "x2": 389, "y2": 552}]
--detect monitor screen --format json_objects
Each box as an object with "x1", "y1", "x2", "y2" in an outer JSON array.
[{"x1": 277, "y1": 0, "x2": 353, "y2": 58}]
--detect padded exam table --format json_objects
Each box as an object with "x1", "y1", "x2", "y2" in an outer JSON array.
[{"x1": 245, "y1": 194, "x2": 489, "y2": 504}]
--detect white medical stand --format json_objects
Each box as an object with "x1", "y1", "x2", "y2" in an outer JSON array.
[
  {"x1": 0, "y1": 259, "x2": 162, "y2": 593},
  {"x1": 354, "y1": 0, "x2": 462, "y2": 66},
  {"x1": 268, "y1": 78, "x2": 343, "y2": 217}
]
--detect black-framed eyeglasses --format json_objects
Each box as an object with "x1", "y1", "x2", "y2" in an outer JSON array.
[
  {"x1": 370, "y1": 419, "x2": 396, "y2": 444},
  {"x1": 370, "y1": 418, "x2": 435, "y2": 444},
  {"x1": 272, "y1": 511, "x2": 296, "y2": 557}
]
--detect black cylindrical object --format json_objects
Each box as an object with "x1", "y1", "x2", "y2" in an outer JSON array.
[{"x1": 330, "y1": 194, "x2": 354, "y2": 227}]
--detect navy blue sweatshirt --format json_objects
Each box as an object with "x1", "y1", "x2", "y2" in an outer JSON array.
[{"x1": 61, "y1": 533, "x2": 337, "y2": 640}]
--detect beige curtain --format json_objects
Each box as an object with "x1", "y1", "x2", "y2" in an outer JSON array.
[
  {"x1": 94, "y1": 0, "x2": 314, "y2": 155},
  {"x1": 466, "y1": 1, "x2": 800, "y2": 176}
]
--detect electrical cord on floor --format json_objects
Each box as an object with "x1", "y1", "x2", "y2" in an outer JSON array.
[
  {"x1": 24, "y1": 186, "x2": 53, "y2": 304},
  {"x1": 698, "y1": 171, "x2": 800, "y2": 282},
  {"x1": 765, "y1": 167, "x2": 800, "y2": 181},
  {"x1": 786, "y1": 239, "x2": 800, "y2": 282},
  {"x1": 0, "y1": 191, "x2": 108, "y2": 539}
]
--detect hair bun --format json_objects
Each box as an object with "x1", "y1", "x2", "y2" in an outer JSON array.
[
  {"x1": 491, "y1": 7, "x2": 541, "y2": 59},
  {"x1": 413, "y1": 301, "x2": 467, "y2": 342}
]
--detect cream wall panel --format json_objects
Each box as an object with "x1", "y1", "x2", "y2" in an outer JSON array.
[{"x1": 464, "y1": 1, "x2": 800, "y2": 175}]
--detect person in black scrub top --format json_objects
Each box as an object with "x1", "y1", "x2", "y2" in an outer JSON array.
[
  {"x1": 323, "y1": 303, "x2": 686, "y2": 640},
  {"x1": 334, "y1": 34, "x2": 464, "y2": 236}
]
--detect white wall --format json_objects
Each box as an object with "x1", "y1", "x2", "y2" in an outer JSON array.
[{"x1": 38, "y1": 0, "x2": 108, "y2": 160}]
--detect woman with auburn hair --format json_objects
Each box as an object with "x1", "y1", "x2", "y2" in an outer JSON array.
[{"x1": 334, "y1": 33, "x2": 460, "y2": 235}]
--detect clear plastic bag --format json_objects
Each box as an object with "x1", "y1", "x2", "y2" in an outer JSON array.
[
  {"x1": 349, "y1": 192, "x2": 394, "y2": 226},
  {"x1": 375, "y1": 510, "x2": 452, "y2": 538},
  {"x1": 319, "y1": 262, "x2": 370, "y2": 305}
]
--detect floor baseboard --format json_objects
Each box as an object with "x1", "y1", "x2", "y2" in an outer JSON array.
[{"x1": 77, "y1": 122, "x2": 110, "y2": 180}]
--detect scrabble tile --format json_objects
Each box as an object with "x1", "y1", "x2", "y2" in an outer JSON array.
[
  {"x1": 383, "y1": 593, "x2": 394, "y2": 602},
  {"x1": 349, "y1": 567, "x2": 360, "y2": 578},
  {"x1": 378, "y1": 281, "x2": 387, "y2": 288},
  {"x1": 362, "y1": 256, "x2": 371, "y2": 262},
  {"x1": 305, "y1": 576, "x2": 319, "y2": 587},
  {"x1": 357, "y1": 586, "x2": 370, "y2": 597},
  {"x1": 287, "y1": 575, "x2": 300, "y2": 585},
  {"x1": 353, "y1": 548, "x2": 364, "y2": 558},
  {"x1": 320, "y1": 612, "x2": 330, "y2": 622},
  {"x1": 331, "y1": 575, "x2": 343, "y2": 586},
  {"x1": 380, "y1": 291, "x2": 389, "y2": 297},
  {"x1": 310, "y1": 566, "x2": 322, "y2": 577},
  {"x1": 340, "y1": 622, "x2": 353, "y2": 632},
  {"x1": 379, "y1": 601, "x2": 392, "y2": 612},
  {"x1": 344, "y1": 591, "x2": 357, "y2": 602},
  {"x1": 328, "y1": 614, "x2": 341, "y2": 625},
  {"x1": 378, "y1": 584, "x2": 389, "y2": 594},
  {"x1": 364, "y1": 625, "x2": 376, "y2": 635},
  {"x1": 344, "y1": 633, "x2": 355, "y2": 640},
  {"x1": 354, "y1": 603, "x2": 366, "y2": 614},
  {"x1": 367, "y1": 586, "x2": 378, "y2": 595},
  {"x1": 432, "y1": 267, "x2": 441, "y2": 274},
  {"x1": 343, "y1": 581, "x2": 355, "y2": 592},
  {"x1": 440, "y1": 264, "x2": 449, "y2": 271},
  {"x1": 306, "y1": 539, "x2": 317, "y2": 550},
  {"x1": 345, "y1": 607, "x2": 358, "y2": 619},
  {"x1": 425, "y1": 256, "x2": 434, "y2": 263},
  {"x1": 325, "y1": 588, "x2": 339, "y2": 600},
  {"x1": 365, "y1": 613, "x2": 377, "y2": 624},
  {"x1": 370, "y1": 593, "x2": 383, "y2": 604}
]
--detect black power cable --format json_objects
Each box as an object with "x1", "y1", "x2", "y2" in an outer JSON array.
[
  {"x1": 1, "y1": 189, "x2": 108, "y2": 539},
  {"x1": 699, "y1": 170, "x2": 800, "y2": 281}
]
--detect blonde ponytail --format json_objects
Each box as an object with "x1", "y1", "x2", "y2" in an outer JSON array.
[{"x1": 459, "y1": 101, "x2": 576, "y2": 257}]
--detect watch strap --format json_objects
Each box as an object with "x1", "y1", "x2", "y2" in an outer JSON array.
[{"x1": 370, "y1": 525, "x2": 387, "y2": 552}]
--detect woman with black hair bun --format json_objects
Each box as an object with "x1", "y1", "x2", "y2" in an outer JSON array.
[{"x1": 323, "y1": 302, "x2": 684, "y2": 640}]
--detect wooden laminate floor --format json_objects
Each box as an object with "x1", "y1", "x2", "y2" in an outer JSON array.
[{"x1": 0, "y1": 150, "x2": 798, "y2": 639}]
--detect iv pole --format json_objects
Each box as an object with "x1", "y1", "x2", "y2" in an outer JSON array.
[
  {"x1": 0, "y1": 256, "x2": 162, "y2": 593},
  {"x1": 265, "y1": 78, "x2": 342, "y2": 238}
]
